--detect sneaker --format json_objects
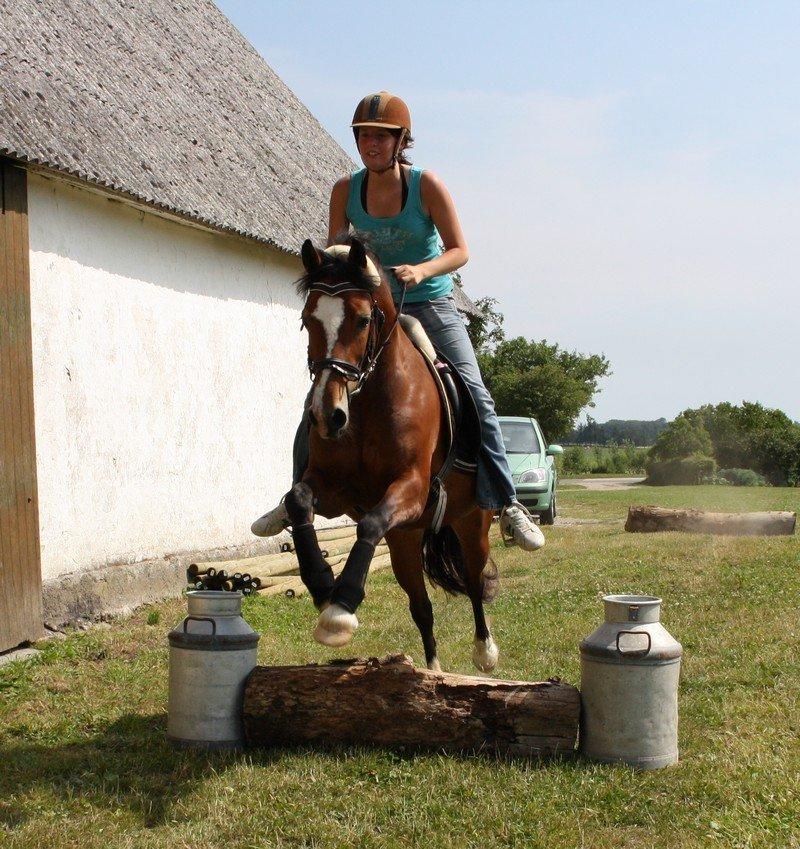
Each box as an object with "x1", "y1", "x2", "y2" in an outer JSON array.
[
  {"x1": 251, "y1": 499, "x2": 289, "y2": 537},
  {"x1": 500, "y1": 502, "x2": 546, "y2": 551}
]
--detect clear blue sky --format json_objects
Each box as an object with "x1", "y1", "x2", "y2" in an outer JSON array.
[{"x1": 217, "y1": 1, "x2": 800, "y2": 423}]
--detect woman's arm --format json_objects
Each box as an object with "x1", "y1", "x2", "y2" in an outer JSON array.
[
  {"x1": 327, "y1": 177, "x2": 351, "y2": 245},
  {"x1": 394, "y1": 170, "x2": 469, "y2": 288}
]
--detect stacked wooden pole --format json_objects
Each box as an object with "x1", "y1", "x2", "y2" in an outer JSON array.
[{"x1": 189, "y1": 524, "x2": 392, "y2": 599}]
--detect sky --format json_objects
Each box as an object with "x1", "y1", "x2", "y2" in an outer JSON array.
[{"x1": 217, "y1": 1, "x2": 799, "y2": 423}]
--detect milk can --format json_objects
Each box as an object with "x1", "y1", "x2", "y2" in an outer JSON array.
[
  {"x1": 580, "y1": 594, "x2": 682, "y2": 769},
  {"x1": 167, "y1": 590, "x2": 259, "y2": 749}
]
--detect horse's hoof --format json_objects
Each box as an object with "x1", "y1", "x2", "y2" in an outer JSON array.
[
  {"x1": 313, "y1": 603, "x2": 358, "y2": 647},
  {"x1": 427, "y1": 657, "x2": 442, "y2": 673},
  {"x1": 472, "y1": 636, "x2": 499, "y2": 672}
]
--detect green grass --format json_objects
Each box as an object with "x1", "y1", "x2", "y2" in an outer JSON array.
[{"x1": 1, "y1": 486, "x2": 798, "y2": 848}]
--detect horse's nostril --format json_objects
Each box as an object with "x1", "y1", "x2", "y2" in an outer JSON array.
[
  {"x1": 308, "y1": 410, "x2": 318, "y2": 428},
  {"x1": 329, "y1": 408, "x2": 347, "y2": 433}
]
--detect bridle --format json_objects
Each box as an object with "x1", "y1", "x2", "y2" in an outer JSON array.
[{"x1": 306, "y1": 274, "x2": 406, "y2": 398}]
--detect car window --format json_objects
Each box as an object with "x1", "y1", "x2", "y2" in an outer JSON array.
[{"x1": 500, "y1": 421, "x2": 542, "y2": 454}]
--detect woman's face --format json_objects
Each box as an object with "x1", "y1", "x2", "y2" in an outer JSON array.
[{"x1": 357, "y1": 127, "x2": 397, "y2": 171}]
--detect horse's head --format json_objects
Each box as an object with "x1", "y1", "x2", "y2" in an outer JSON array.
[{"x1": 298, "y1": 237, "x2": 391, "y2": 439}]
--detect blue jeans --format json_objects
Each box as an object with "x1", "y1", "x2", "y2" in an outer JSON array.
[
  {"x1": 402, "y1": 295, "x2": 516, "y2": 510},
  {"x1": 293, "y1": 295, "x2": 516, "y2": 510}
]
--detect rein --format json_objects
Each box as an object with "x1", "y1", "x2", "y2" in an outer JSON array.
[{"x1": 307, "y1": 272, "x2": 407, "y2": 398}]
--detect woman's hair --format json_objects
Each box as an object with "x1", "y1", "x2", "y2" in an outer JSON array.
[{"x1": 395, "y1": 130, "x2": 414, "y2": 166}]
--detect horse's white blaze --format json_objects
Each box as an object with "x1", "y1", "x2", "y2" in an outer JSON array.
[
  {"x1": 309, "y1": 295, "x2": 347, "y2": 431},
  {"x1": 311, "y1": 294, "x2": 345, "y2": 356},
  {"x1": 472, "y1": 635, "x2": 499, "y2": 672}
]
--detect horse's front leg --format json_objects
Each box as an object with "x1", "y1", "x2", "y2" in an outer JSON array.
[
  {"x1": 314, "y1": 474, "x2": 427, "y2": 647},
  {"x1": 284, "y1": 480, "x2": 335, "y2": 610}
]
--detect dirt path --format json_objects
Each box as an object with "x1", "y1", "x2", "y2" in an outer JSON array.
[{"x1": 562, "y1": 476, "x2": 646, "y2": 491}]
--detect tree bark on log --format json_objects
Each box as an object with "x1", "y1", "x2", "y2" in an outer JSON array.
[
  {"x1": 243, "y1": 654, "x2": 580, "y2": 758},
  {"x1": 625, "y1": 505, "x2": 796, "y2": 536}
]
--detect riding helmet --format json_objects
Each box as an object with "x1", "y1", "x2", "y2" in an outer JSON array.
[{"x1": 351, "y1": 91, "x2": 412, "y2": 135}]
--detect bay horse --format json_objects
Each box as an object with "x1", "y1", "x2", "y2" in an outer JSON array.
[{"x1": 283, "y1": 236, "x2": 498, "y2": 672}]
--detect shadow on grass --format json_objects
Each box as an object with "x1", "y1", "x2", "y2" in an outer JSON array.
[
  {"x1": 0, "y1": 713, "x2": 278, "y2": 828},
  {"x1": 0, "y1": 713, "x2": 579, "y2": 829}
]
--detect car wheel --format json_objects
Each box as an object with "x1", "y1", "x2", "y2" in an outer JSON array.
[{"x1": 540, "y1": 491, "x2": 556, "y2": 525}]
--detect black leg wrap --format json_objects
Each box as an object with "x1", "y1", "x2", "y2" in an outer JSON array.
[
  {"x1": 291, "y1": 522, "x2": 335, "y2": 606},
  {"x1": 330, "y1": 538, "x2": 376, "y2": 613}
]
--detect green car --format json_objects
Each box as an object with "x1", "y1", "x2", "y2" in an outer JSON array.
[{"x1": 498, "y1": 416, "x2": 563, "y2": 525}]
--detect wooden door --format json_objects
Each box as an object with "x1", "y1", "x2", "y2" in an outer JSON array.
[{"x1": 0, "y1": 159, "x2": 43, "y2": 651}]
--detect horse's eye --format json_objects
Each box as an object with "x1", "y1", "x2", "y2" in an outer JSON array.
[{"x1": 356, "y1": 316, "x2": 371, "y2": 331}]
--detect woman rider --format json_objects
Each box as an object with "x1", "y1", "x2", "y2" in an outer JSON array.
[{"x1": 253, "y1": 91, "x2": 544, "y2": 552}]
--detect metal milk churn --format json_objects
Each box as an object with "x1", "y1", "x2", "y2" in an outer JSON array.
[
  {"x1": 167, "y1": 590, "x2": 259, "y2": 749},
  {"x1": 580, "y1": 594, "x2": 682, "y2": 769}
]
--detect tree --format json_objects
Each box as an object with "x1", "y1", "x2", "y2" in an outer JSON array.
[
  {"x1": 479, "y1": 337, "x2": 611, "y2": 440},
  {"x1": 649, "y1": 416, "x2": 713, "y2": 461},
  {"x1": 464, "y1": 296, "x2": 505, "y2": 354},
  {"x1": 647, "y1": 402, "x2": 800, "y2": 485}
]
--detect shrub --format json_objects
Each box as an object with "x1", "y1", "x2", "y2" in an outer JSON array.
[
  {"x1": 646, "y1": 454, "x2": 716, "y2": 485},
  {"x1": 559, "y1": 443, "x2": 648, "y2": 476},
  {"x1": 561, "y1": 445, "x2": 591, "y2": 475},
  {"x1": 717, "y1": 468, "x2": 767, "y2": 487}
]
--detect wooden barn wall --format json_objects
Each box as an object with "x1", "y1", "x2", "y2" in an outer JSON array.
[{"x1": 0, "y1": 159, "x2": 43, "y2": 651}]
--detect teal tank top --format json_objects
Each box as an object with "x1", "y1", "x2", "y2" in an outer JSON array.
[{"x1": 346, "y1": 166, "x2": 454, "y2": 303}]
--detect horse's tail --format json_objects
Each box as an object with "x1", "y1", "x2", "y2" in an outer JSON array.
[{"x1": 421, "y1": 526, "x2": 468, "y2": 596}]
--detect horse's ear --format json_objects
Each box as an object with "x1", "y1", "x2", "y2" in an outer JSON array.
[
  {"x1": 301, "y1": 239, "x2": 324, "y2": 273},
  {"x1": 348, "y1": 238, "x2": 368, "y2": 271}
]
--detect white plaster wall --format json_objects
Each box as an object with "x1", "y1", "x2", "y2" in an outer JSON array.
[{"x1": 27, "y1": 173, "x2": 310, "y2": 580}]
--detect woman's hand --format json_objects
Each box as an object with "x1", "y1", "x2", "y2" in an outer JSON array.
[{"x1": 393, "y1": 264, "x2": 425, "y2": 288}]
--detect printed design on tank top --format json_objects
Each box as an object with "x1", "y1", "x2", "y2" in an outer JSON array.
[{"x1": 368, "y1": 226, "x2": 414, "y2": 257}]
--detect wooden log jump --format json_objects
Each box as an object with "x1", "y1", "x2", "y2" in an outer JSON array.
[
  {"x1": 243, "y1": 654, "x2": 580, "y2": 758},
  {"x1": 625, "y1": 505, "x2": 796, "y2": 536}
]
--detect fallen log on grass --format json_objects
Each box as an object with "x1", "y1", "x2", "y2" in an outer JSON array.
[
  {"x1": 625, "y1": 505, "x2": 796, "y2": 536},
  {"x1": 243, "y1": 654, "x2": 580, "y2": 758}
]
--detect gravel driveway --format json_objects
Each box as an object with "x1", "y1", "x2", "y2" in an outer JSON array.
[{"x1": 563, "y1": 476, "x2": 646, "y2": 491}]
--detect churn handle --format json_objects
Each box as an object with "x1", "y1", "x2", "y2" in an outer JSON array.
[
  {"x1": 615, "y1": 630, "x2": 651, "y2": 658},
  {"x1": 182, "y1": 615, "x2": 217, "y2": 635}
]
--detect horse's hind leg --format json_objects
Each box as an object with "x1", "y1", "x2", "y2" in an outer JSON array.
[
  {"x1": 387, "y1": 529, "x2": 441, "y2": 672},
  {"x1": 452, "y1": 508, "x2": 499, "y2": 672},
  {"x1": 284, "y1": 481, "x2": 335, "y2": 610}
]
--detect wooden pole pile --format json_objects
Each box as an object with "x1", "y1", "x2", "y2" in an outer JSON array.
[
  {"x1": 243, "y1": 654, "x2": 580, "y2": 758},
  {"x1": 625, "y1": 505, "x2": 796, "y2": 537},
  {"x1": 189, "y1": 525, "x2": 393, "y2": 599}
]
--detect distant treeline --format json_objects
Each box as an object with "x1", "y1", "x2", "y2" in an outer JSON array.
[{"x1": 565, "y1": 417, "x2": 668, "y2": 446}]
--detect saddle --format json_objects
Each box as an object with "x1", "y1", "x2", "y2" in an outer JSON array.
[{"x1": 398, "y1": 315, "x2": 482, "y2": 530}]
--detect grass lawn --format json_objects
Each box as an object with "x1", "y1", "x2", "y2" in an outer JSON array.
[{"x1": 1, "y1": 486, "x2": 798, "y2": 849}]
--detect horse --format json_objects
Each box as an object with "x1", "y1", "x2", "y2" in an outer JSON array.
[{"x1": 282, "y1": 236, "x2": 499, "y2": 673}]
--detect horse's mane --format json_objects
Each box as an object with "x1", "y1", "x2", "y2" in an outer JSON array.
[{"x1": 294, "y1": 232, "x2": 388, "y2": 298}]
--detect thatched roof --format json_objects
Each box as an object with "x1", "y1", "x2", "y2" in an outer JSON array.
[
  {"x1": 0, "y1": 0, "x2": 353, "y2": 253},
  {"x1": 0, "y1": 0, "x2": 479, "y2": 312}
]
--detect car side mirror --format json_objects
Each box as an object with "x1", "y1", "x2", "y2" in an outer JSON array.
[{"x1": 546, "y1": 444, "x2": 563, "y2": 456}]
